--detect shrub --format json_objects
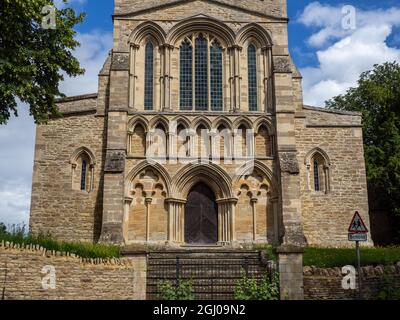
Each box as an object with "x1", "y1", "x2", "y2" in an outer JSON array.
[
  {"x1": 158, "y1": 280, "x2": 195, "y2": 300},
  {"x1": 234, "y1": 272, "x2": 280, "y2": 300},
  {"x1": 377, "y1": 274, "x2": 400, "y2": 300},
  {"x1": 304, "y1": 247, "x2": 400, "y2": 268},
  {"x1": 0, "y1": 223, "x2": 120, "y2": 259}
]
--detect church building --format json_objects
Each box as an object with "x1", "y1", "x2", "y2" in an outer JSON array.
[{"x1": 29, "y1": 0, "x2": 371, "y2": 248}]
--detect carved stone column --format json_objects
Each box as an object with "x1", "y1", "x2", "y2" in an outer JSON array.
[
  {"x1": 129, "y1": 44, "x2": 139, "y2": 110},
  {"x1": 123, "y1": 197, "x2": 133, "y2": 242},
  {"x1": 251, "y1": 197, "x2": 258, "y2": 242},
  {"x1": 166, "y1": 198, "x2": 186, "y2": 244},
  {"x1": 229, "y1": 45, "x2": 242, "y2": 112},
  {"x1": 262, "y1": 45, "x2": 273, "y2": 113},
  {"x1": 217, "y1": 198, "x2": 238, "y2": 244},
  {"x1": 145, "y1": 197, "x2": 153, "y2": 242},
  {"x1": 162, "y1": 44, "x2": 174, "y2": 111}
]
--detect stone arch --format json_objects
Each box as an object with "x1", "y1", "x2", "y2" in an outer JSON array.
[
  {"x1": 254, "y1": 117, "x2": 275, "y2": 134},
  {"x1": 171, "y1": 115, "x2": 191, "y2": 130},
  {"x1": 172, "y1": 163, "x2": 234, "y2": 200},
  {"x1": 125, "y1": 161, "x2": 172, "y2": 198},
  {"x1": 70, "y1": 147, "x2": 96, "y2": 166},
  {"x1": 233, "y1": 160, "x2": 278, "y2": 196},
  {"x1": 304, "y1": 147, "x2": 331, "y2": 193},
  {"x1": 149, "y1": 115, "x2": 169, "y2": 131},
  {"x1": 192, "y1": 116, "x2": 212, "y2": 131},
  {"x1": 70, "y1": 147, "x2": 96, "y2": 192},
  {"x1": 304, "y1": 147, "x2": 331, "y2": 166},
  {"x1": 129, "y1": 21, "x2": 166, "y2": 46},
  {"x1": 166, "y1": 15, "x2": 236, "y2": 47},
  {"x1": 236, "y1": 23, "x2": 273, "y2": 47},
  {"x1": 128, "y1": 115, "x2": 149, "y2": 133},
  {"x1": 233, "y1": 116, "x2": 253, "y2": 130},
  {"x1": 213, "y1": 116, "x2": 233, "y2": 131}
]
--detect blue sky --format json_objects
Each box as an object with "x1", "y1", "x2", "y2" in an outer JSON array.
[{"x1": 1, "y1": 0, "x2": 400, "y2": 228}]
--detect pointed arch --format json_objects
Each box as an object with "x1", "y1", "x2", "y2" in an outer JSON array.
[
  {"x1": 172, "y1": 163, "x2": 234, "y2": 200},
  {"x1": 129, "y1": 21, "x2": 166, "y2": 46},
  {"x1": 167, "y1": 15, "x2": 235, "y2": 47},
  {"x1": 232, "y1": 160, "x2": 278, "y2": 196},
  {"x1": 304, "y1": 147, "x2": 331, "y2": 166},
  {"x1": 192, "y1": 116, "x2": 212, "y2": 131},
  {"x1": 125, "y1": 161, "x2": 172, "y2": 197},
  {"x1": 149, "y1": 115, "x2": 169, "y2": 131},
  {"x1": 128, "y1": 115, "x2": 149, "y2": 133},
  {"x1": 213, "y1": 116, "x2": 233, "y2": 131},
  {"x1": 70, "y1": 147, "x2": 96, "y2": 166},
  {"x1": 233, "y1": 116, "x2": 253, "y2": 130},
  {"x1": 70, "y1": 147, "x2": 96, "y2": 192},
  {"x1": 236, "y1": 23, "x2": 273, "y2": 47},
  {"x1": 304, "y1": 147, "x2": 331, "y2": 193}
]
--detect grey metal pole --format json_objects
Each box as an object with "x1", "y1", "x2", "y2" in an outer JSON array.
[{"x1": 356, "y1": 241, "x2": 362, "y2": 300}]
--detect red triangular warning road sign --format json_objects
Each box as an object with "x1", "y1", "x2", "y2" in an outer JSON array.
[{"x1": 348, "y1": 211, "x2": 368, "y2": 233}]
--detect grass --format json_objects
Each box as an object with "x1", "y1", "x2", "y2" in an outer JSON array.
[
  {"x1": 303, "y1": 247, "x2": 400, "y2": 268},
  {"x1": 0, "y1": 224, "x2": 120, "y2": 259}
]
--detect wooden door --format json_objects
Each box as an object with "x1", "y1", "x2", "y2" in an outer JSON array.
[{"x1": 185, "y1": 183, "x2": 218, "y2": 244}]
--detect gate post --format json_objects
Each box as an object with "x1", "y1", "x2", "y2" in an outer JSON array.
[{"x1": 277, "y1": 246, "x2": 304, "y2": 300}]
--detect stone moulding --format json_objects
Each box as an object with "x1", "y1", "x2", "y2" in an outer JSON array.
[
  {"x1": 273, "y1": 56, "x2": 292, "y2": 73},
  {"x1": 279, "y1": 152, "x2": 300, "y2": 174},
  {"x1": 0, "y1": 240, "x2": 133, "y2": 267},
  {"x1": 105, "y1": 150, "x2": 126, "y2": 173}
]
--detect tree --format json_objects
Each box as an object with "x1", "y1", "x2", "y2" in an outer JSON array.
[
  {"x1": 0, "y1": 0, "x2": 85, "y2": 124},
  {"x1": 326, "y1": 62, "x2": 400, "y2": 242},
  {"x1": 0, "y1": 223, "x2": 6, "y2": 234}
]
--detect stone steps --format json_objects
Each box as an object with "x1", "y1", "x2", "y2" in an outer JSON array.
[{"x1": 146, "y1": 249, "x2": 275, "y2": 300}]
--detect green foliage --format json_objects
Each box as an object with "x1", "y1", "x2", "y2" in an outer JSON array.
[
  {"x1": 234, "y1": 272, "x2": 280, "y2": 300},
  {"x1": 377, "y1": 274, "x2": 400, "y2": 300},
  {"x1": 158, "y1": 280, "x2": 195, "y2": 300},
  {"x1": 304, "y1": 247, "x2": 400, "y2": 268},
  {"x1": 0, "y1": 223, "x2": 6, "y2": 235},
  {"x1": 326, "y1": 62, "x2": 400, "y2": 241},
  {"x1": 0, "y1": 223, "x2": 120, "y2": 259},
  {"x1": 253, "y1": 244, "x2": 277, "y2": 261},
  {"x1": 0, "y1": 0, "x2": 85, "y2": 124}
]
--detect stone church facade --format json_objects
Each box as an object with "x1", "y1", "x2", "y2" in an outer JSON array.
[{"x1": 29, "y1": 0, "x2": 371, "y2": 248}]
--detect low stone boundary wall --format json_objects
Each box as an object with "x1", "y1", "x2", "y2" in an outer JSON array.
[
  {"x1": 0, "y1": 241, "x2": 146, "y2": 300},
  {"x1": 304, "y1": 263, "x2": 400, "y2": 300}
]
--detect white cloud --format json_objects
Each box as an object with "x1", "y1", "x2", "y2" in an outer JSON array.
[
  {"x1": 298, "y1": 2, "x2": 400, "y2": 106},
  {"x1": 54, "y1": 0, "x2": 87, "y2": 9},
  {"x1": 0, "y1": 30, "x2": 112, "y2": 228}
]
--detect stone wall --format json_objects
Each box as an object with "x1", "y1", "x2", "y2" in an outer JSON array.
[
  {"x1": 296, "y1": 106, "x2": 370, "y2": 247},
  {"x1": 0, "y1": 242, "x2": 146, "y2": 300},
  {"x1": 29, "y1": 107, "x2": 106, "y2": 243},
  {"x1": 304, "y1": 264, "x2": 400, "y2": 300}
]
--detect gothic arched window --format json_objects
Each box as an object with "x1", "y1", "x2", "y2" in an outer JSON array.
[
  {"x1": 144, "y1": 42, "x2": 154, "y2": 110},
  {"x1": 195, "y1": 34, "x2": 208, "y2": 110},
  {"x1": 210, "y1": 40, "x2": 223, "y2": 111},
  {"x1": 180, "y1": 34, "x2": 224, "y2": 111},
  {"x1": 313, "y1": 159, "x2": 320, "y2": 192},
  {"x1": 248, "y1": 44, "x2": 258, "y2": 112},
  {"x1": 71, "y1": 147, "x2": 95, "y2": 193},
  {"x1": 180, "y1": 39, "x2": 193, "y2": 110},
  {"x1": 305, "y1": 148, "x2": 331, "y2": 194}
]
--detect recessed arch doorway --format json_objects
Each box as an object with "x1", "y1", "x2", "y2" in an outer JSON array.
[{"x1": 184, "y1": 183, "x2": 218, "y2": 244}]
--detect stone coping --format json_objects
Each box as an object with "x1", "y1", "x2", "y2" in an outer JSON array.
[
  {"x1": 55, "y1": 93, "x2": 98, "y2": 103},
  {"x1": 303, "y1": 105, "x2": 362, "y2": 116},
  {"x1": 0, "y1": 240, "x2": 136, "y2": 267}
]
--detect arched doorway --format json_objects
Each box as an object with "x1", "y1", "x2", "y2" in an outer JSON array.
[{"x1": 185, "y1": 183, "x2": 218, "y2": 244}]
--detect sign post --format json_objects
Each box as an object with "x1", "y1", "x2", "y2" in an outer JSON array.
[{"x1": 348, "y1": 211, "x2": 368, "y2": 300}]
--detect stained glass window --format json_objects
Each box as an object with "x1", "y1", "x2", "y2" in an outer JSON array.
[
  {"x1": 180, "y1": 39, "x2": 193, "y2": 110},
  {"x1": 210, "y1": 40, "x2": 223, "y2": 111},
  {"x1": 248, "y1": 44, "x2": 258, "y2": 111},
  {"x1": 195, "y1": 34, "x2": 208, "y2": 110},
  {"x1": 81, "y1": 160, "x2": 87, "y2": 191},
  {"x1": 314, "y1": 160, "x2": 320, "y2": 191},
  {"x1": 144, "y1": 42, "x2": 154, "y2": 110}
]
